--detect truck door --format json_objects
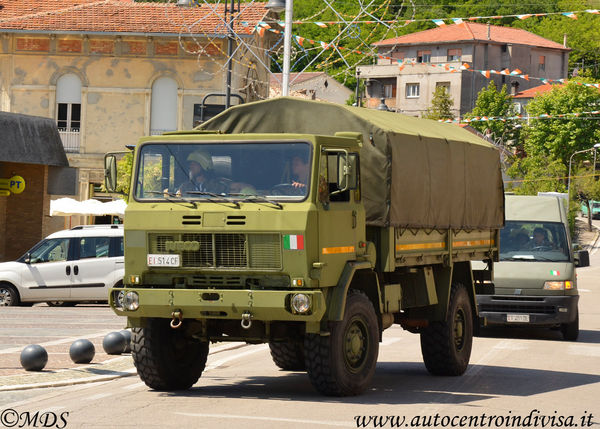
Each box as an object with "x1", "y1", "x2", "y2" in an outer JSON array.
[{"x1": 317, "y1": 149, "x2": 362, "y2": 286}]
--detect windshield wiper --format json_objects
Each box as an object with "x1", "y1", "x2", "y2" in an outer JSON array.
[
  {"x1": 145, "y1": 191, "x2": 197, "y2": 207},
  {"x1": 229, "y1": 193, "x2": 283, "y2": 210},
  {"x1": 185, "y1": 191, "x2": 241, "y2": 208}
]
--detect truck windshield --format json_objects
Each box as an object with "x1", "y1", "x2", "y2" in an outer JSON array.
[
  {"x1": 499, "y1": 221, "x2": 570, "y2": 262},
  {"x1": 134, "y1": 142, "x2": 311, "y2": 202}
]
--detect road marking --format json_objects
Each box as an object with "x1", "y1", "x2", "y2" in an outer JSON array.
[
  {"x1": 40, "y1": 406, "x2": 66, "y2": 413},
  {"x1": 85, "y1": 392, "x2": 114, "y2": 401},
  {"x1": 493, "y1": 342, "x2": 528, "y2": 350},
  {"x1": 0, "y1": 330, "x2": 116, "y2": 355},
  {"x1": 205, "y1": 344, "x2": 268, "y2": 371},
  {"x1": 578, "y1": 288, "x2": 591, "y2": 292},
  {"x1": 122, "y1": 381, "x2": 146, "y2": 391},
  {"x1": 567, "y1": 345, "x2": 600, "y2": 357},
  {"x1": 175, "y1": 412, "x2": 351, "y2": 427}
]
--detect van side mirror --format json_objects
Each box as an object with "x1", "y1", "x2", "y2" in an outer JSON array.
[
  {"x1": 24, "y1": 252, "x2": 31, "y2": 264},
  {"x1": 575, "y1": 250, "x2": 590, "y2": 268},
  {"x1": 104, "y1": 154, "x2": 118, "y2": 192}
]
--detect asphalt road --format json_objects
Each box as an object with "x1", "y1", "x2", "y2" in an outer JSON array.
[{"x1": 1, "y1": 240, "x2": 599, "y2": 428}]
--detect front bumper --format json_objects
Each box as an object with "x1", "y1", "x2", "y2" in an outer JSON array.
[
  {"x1": 109, "y1": 287, "x2": 326, "y2": 322},
  {"x1": 477, "y1": 294, "x2": 579, "y2": 326}
]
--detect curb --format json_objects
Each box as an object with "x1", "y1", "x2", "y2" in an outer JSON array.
[{"x1": 0, "y1": 342, "x2": 247, "y2": 392}]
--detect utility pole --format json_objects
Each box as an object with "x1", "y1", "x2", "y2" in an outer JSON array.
[{"x1": 224, "y1": 0, "x2": 239, "y2": 109}]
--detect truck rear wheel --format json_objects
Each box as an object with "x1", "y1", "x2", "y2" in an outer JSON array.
[
  {"x1": 269, "y1": 341, "x2": 305, "y2": 371},
  {"x1": 304, "y1": 290, "x2": 379, "y2": 396},
  {"x1": 131, "y1": 318, "x2": 209, "y2": 390},
  {"x1": 420, "y1": 283, "x2": 473, "y2": 376}
]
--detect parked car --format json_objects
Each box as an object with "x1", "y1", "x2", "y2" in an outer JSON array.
[
  {"x1": 0, "y1": 225, "x2": 123, "y2": 306},
  {"x1": 581, "y1": 200, "x2": 600, "y2": 219}
]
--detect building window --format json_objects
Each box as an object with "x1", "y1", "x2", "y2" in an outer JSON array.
[
  {"x1": 539, "y1": 55, "x2": 546, "y2": 71},
  {"x1": 406, "y1": 83, "x2": 420, "y2": 98},
  {"x1": 56, "y1": 73, "x2": 82, "y2": 153},
  {"x1": 417, "y1": 50, "x2": 431, "y2": 63},
  {"x1": 384, "y1": 84, "x2": 396, "y2": 99},
  {"x1": 447, "y1": 48, "x2": 461, "y2": 61},
  {"x1": 436, "y1": 82, "x2": 450, "y2": 93},
  {"x1": 151, "y1": 77, "x2": 178, "y2": 135}
]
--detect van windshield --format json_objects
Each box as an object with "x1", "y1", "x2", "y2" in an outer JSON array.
[
  {"x1": 134, "y1": 142, "x2": 311, "y2": 202},
  {"x1": 499, "y1": 221, "x2": 570, "y2": 262}
]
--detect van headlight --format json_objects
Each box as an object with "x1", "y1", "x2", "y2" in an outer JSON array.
[
  {"x1": 291, "y1": 293, "x2": 311, "y2": 314},
  {"x1": 123, "y1": 291, "x2": 139, "y2": 311},
  {"x1": 544, "y1": 281, "x2": 573, "y2": 290}
]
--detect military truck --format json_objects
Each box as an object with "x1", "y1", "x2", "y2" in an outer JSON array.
[{"x1": 105, "y1": 98, "x2": 504, "y2": 396}]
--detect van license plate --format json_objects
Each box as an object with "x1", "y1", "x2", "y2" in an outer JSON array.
[
  {"x1": 147, "y1": 254, "x2": 180, "y2": 267},
  {"x1": 507, "y1": 314, "x2": 529, "y2": 323}
]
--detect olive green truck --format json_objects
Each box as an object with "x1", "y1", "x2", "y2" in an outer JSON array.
[{"x1": 105, "y1": 98, "x2": 504, "y2": 396}]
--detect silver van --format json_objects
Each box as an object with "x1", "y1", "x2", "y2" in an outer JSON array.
[{"x1": 477, "y1": 195, "x2": 589, "y2": 341}]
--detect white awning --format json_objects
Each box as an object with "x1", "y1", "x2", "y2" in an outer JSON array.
[{"x1": 50, "y1": 198, "x2": 127, "y2": 216}]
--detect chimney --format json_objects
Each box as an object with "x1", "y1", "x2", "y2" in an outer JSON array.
[
  {"x1": 487, "y1": 24, "x2": 491, "y2": 40},
  {"x1": 563, "y1": 33, "x2": 568, "y2": 48}
]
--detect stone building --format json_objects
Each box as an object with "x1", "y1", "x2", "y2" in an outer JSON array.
[
  {"x1": 357, "y1": 23, "x2": 570, "y2": 117},
  {"x1": 0, "y1": 0, "x2": 272, "y2": 206}
]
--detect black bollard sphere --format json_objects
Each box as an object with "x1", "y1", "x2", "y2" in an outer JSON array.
[
  {"x1": 120, "y1": 330, "x2": 132, "y2": 353},
  {"x1": 69, "y1": 339, "x2": 95, "y2": 364},
  {"x1": 20, "y1": 344, "x2": 48, "y2": 371},
  {"x1": 102, "y1": 331, "x2": 126, "y2": 355}
]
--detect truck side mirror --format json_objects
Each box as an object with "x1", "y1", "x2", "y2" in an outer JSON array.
[
  {"x1": 575, "y1": 250, "x2": 590, "y2": 268},
  {"x1": 104, "y1": 155, "x2": 118, "y2": 192},
  {"x1": 336, "y1": 153, "x2": 357, "y2": 191}
]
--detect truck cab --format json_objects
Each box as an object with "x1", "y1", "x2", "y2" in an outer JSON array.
[{"x1": 477, "y1": 195, "x2": 589, "y2": 340}]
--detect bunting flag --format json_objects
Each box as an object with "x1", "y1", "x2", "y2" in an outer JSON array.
[
  {"x1": 586, "y1": 9, "x2": 600, "y2": 14},
  {"x1": 517, "y1": 14, "x2": 532, "y2": 20},
  {"x1": 432, "y1": 19, "x2": 446, "y2": 26},
  {"x1": 314, "y1": 22, "x2": 327, "y2": 28},
  {"x1": 451, "y1": 18, "x2": 464, "y2": 25},
  {"x1": 562, "y1": 12, "x2": 578, "y2": 19},
  {"x1": 440, "y1": 110, "x2": 600, "y2": 124}
]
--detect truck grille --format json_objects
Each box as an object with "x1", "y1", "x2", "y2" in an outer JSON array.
[
  {"x1": 479, "y1": 304, "x2": 556, "y2": 315},
  {"x1": 149, "y1": 233, "x2": 281, "y2": 269}
]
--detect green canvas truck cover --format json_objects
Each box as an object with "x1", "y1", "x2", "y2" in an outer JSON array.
[{"x1": 200, "y1": 97, "x2": 504, "y2": 230}]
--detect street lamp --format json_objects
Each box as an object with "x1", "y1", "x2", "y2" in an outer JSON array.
[
  {"x1": 266, "y1": 0, "x2": 293, "y2": 96},
  {"x1": 567, "y1": 143, "x2": 600, "y2": 213}
]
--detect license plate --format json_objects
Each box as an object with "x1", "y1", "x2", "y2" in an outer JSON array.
[
  {"x1": 507, "y1": 314, "x2": 529, "y2": 323},
  {"x1": 147, "y1": 254, "x2": 180, "y2": 267}
]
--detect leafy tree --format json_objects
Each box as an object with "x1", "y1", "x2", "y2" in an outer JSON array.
[
  {"x1": 422, "y1": 85, "x2": 454, "y2": 120},
  {"x1": 464, "y1": 81, "x2": 519, "y2": 143},
  {"x1": 522, "y1": 80, "x2": 600, "y2": 169},
  {"x1": 506, "y1": 156, "x2": 567, "y2": 196},
  {"x1": 572, "y1": 165, "x2": 600, "y2": 231}
]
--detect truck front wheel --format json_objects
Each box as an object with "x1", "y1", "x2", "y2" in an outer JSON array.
[
  {"x1": 269, "y1": 341, "x2": 305, "y2": 371},
  {"x1": 304, "y1": 290, "x2": 379, "y2": 396},
  {"x1": 132, "y1": 318, "x2": 209, "y2": 390},
  {"x1": 420, "y1": 283, "x2": 473, "y2": 376}
]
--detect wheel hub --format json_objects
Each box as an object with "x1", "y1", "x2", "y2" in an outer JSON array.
[
  {"x1": 454, "y1": 309, "x2": 465, "y2": 351},
  {"x1": 0, "y1": 288, "x2": 11, "y2": 306},
  {"x1": 344, "y1": 318, "x2": 368, "y2": 371}
]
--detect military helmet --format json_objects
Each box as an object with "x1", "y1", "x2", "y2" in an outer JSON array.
[{"x1": 186, "y1": 150, "x2": 213, "y2": 171}]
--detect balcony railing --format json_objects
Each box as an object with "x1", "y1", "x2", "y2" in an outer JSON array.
[{"x1": 58, "y1": 128, "x2": 81, "y2": 153}]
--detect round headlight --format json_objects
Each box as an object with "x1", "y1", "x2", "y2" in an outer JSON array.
[
  {"x1": 291, "y1": 293, "x2": 311, "y2": 314},
  {"x1": 123, "y1": 291, "x2": 139, "y2": 311}
]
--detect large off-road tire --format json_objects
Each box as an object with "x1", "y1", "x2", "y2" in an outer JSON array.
[
  {"x1": 131, "y1": 318, "x2": 209, "y2": 390},
  {"x1": 420, "y1": 283, "x2": 473, "y2": 376},
  {"x1": 269, "y1": 340, "x2": 305, "y2": 371},
  {"x1": 561, "y1": 307, "x2": 579, "y2": 341},
  {"x1": 0, "y1": 283, "x2": 20, "y2": 306},
  {"x1": 304, "y1": 290, "x2": 379, "y2": 396}
]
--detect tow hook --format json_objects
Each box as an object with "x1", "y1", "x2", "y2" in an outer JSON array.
[
  {"x1": 170, "y1": 310, "x2": 183, "y2": 329},
  {"x1": 241, "y1": 311, "x2": 253, "y2": 329}
]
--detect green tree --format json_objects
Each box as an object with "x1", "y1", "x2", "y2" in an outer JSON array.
[
  {"x1": 464, "y1": 81, "x2": 519, "y2": 143},
  {"x1": 422, "y1": 86, "x2": 454, "y2": 120},
  {"x1": 572, "y1": 166, "x2": 600, "y2": 231},
  {"x1": 506, "y1": 156, "x2": 567, "y2": 196},
  {"x1": 523, "y1": 80, "x2": 600, "y2": 169}
]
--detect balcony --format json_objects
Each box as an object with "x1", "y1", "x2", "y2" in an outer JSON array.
[{"x1": 58, "y1": 128, "x2": 80, "y2": 153}]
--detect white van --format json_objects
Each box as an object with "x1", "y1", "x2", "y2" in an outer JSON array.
[
  {"x1": 0, "y1": 225, "x2": 124, "y2": 306},
  {"x1": 477, "y1": 195, "x2": 589, "y2": 341}
]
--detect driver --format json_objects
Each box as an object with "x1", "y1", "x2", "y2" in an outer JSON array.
[
  {"x1": 526, "y1": 227, "x2": 553, "y2": 250},
  {"x1": 291, "y1": 155, "x2": 310, "y2": 189},
  {"x1": 178, "y1": 150, "x2": 228, "y2": 195}
]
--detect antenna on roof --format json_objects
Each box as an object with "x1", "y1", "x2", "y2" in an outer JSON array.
[{"x1": 177, "y1": 0, "x2": 194, "y2": 6}]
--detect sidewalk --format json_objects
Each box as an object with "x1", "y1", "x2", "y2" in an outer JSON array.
[{"x1": 574, "y1": 216, "x2": 600, "y2": 252}]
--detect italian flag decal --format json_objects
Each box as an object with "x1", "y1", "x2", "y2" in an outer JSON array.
[
  {"x1": 550, "y1": 270, "x2": 560, "y2": 276},
  {"x1": 284, "y1": 234, "x2": 304, "y2": 250}
]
